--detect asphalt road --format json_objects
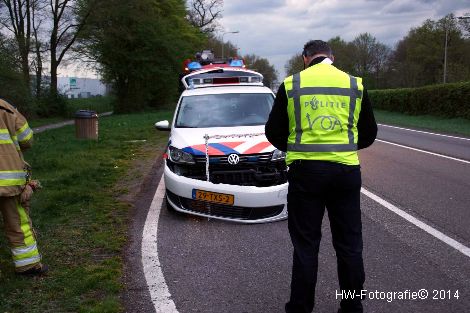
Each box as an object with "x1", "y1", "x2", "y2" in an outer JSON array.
[
  {"x1": 148, "y1": 124, "x2": 470, "y2": 313},
  {"x1": 376, "y1": 124, "x2": 470, "y2": 161}
]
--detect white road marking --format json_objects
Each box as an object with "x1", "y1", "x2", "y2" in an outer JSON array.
[
  {"x1": 378, "y1": 123, "x2": 470, "y2": 141},
  {"x1": 142, "y1": 177, "x2": 179, "y2": 313},
  {"x1": 376, "y1": 139, "x2": 470, "y2": 164},
  {"x1": 361, "y1": 188, "x2": 470, "y2": 258}
]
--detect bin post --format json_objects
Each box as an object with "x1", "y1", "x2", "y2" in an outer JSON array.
[{"x1": 75, "y1": 110, "x2": 98, "y2": 140}]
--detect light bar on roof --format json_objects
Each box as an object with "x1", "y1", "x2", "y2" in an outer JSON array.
[{"x1": 182, "y1": 68, "x2": 264, "y2": 89}]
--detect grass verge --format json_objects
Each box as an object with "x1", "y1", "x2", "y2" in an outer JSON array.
[
  {"x1": 374, "y1": 109, "x2": 470, "y2": 137},
  {"x1": 0, "y1": 110, "x2": 172, "y2": 312}
]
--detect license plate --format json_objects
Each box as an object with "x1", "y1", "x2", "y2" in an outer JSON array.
[{"x1": 192, "y1": 189, "x2": 234, "y2": 205}]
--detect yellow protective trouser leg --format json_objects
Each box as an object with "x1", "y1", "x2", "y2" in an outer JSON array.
[{"x1": 0, "y1": 195, "x2": 41, "y2": 272}]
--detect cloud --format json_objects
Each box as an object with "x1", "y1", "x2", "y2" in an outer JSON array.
[
  {"x1": 219, "y1": 0, "x2": 470, "y2": 78},
  {"x1": 382, "y1": 0, "x2": 429, "y2": 14},
  {"x1": 224, "y1": 0, "x2": 285, "y2": 16}
]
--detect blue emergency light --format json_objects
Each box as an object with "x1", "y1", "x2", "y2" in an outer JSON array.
[
  {"x1": 187, "y1": 62, "x2": 202, "y2": 71},
  {"x1": 229, "y1": 59, "x2": 244, "y2": 67}
]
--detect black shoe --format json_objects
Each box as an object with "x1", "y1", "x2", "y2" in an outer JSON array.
[{"x1": 16, "y1": 264, "x2": 48, "y2": 276}]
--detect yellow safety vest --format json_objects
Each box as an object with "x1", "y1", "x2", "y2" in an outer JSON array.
[{"x1": 284, "y1": 62, "x2": 363, "y2": 165}]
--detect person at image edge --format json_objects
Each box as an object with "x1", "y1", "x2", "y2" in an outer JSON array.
[{"x1": 0, "y1": 99, "x2": 47, "y2": 276}]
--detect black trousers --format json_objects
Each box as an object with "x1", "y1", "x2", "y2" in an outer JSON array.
[{"x1": 285, "y1": 160, "x2": 365, "y2": 313}]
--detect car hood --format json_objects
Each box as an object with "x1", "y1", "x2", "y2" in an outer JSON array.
[{"x1": 170, "y1": 125, "x2": 275, "y2": 156}]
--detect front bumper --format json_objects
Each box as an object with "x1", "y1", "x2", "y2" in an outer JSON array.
[{"x1": 164, "y1": 163, "x2": 288, "y2": 223}]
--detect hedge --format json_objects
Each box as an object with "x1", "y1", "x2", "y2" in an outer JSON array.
[{"x1": 368, "y1": 82, "x2": 470, "y2": 120}]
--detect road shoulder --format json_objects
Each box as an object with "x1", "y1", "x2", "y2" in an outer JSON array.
[{"x1": 121, "y1": 154, "x2": 165, "y2": 313}]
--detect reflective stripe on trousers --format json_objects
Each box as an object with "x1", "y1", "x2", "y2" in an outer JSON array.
[
  {"x1": 13, "y1": 198, "x2": 41, "y2": 268},
  {"x1": 0, "y1": 196, "x2": 41, "y2": 269}
]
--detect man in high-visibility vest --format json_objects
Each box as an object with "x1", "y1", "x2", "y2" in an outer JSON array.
[
  {"x1": 0, "y1": 99, "x2": 47, "y2": 276},
  {"x1": 266, "y1": 40, "x2": 377, "y2": 313}
]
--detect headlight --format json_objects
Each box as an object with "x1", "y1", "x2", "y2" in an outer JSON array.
[
  {"x1": 168, "y1": 146, "x2": 195, "y2": 164},
  {"x1": 271, "y1": 149, "x2": 286, "y2": 161}
]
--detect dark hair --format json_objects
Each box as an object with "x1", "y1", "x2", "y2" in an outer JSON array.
[{"x1": 302, "y1": 40, "x2": 332, "y2": 57}]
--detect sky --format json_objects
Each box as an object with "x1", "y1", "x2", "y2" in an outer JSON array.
[{"x1": 219, "y1": 0, "x2": 470, "y2": 79}]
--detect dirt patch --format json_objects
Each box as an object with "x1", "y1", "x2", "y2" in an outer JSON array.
[
  {"x1": 116, "y1": 145, "x2": 163, "y2": 204},
  {"x1": 120, "y1": 147, "x2": 166, "y2": 313}
]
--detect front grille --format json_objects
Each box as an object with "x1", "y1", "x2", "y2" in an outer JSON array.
[
  {"x1": 168, "y1": 152, "x2": 287, "y2": 187},
  {"x1": 194, "y1": 153, "x2": 272, "y2": 164},
  {"x1": 167, "y1": 191, "x2": 284, "y2": 220}
]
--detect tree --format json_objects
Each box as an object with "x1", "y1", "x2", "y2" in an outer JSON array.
[
  {"x1": 350, "y1": 33, "x2": 391, "y2": 89},
  {"x1": 458, "y1": 13, "x2": 470, "y2": 37},
  {"x1": 187, "y1": 0, "x2": 223, "y2": 34},
  {"x1": 80, "y1": 0, "x2": 203, "y2": 112},
  {"x1": 350, "y1": 33, "x2": 376, "y2": 81},
  {"x1": 371, "y1": 42, "x2": 391, "y2": 88},
  {"x1": 284, "y1": 53, "x2": 303, "y2": 77},
  {"x1": 205, "y1": 35, "x2": 238, "y2": 58},
  {"x1": 30, "y1": 0, "x2": 47, "y2": 98},
  {"x1": 243, "y1": 54, "x2": 278, "y2": 89},
  {"x1": 48, "y1": 0, "x2": 92, "y2": 95},
  {"x1": 390, "y1": 15, "x2": 468, "y2": 87},
  {"x1": 0, "y1": 33, "x2": 31, "y2": 113},
  {"x1": 0, "y1": 0, "x2": 33, "y2": 93},
  {"x1": 328, "y1": 36, "x2": 355, "y2": 74}
]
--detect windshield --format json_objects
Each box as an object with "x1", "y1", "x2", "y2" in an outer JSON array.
[{"x1": 175, "y1": 93, "x2": 274, "y2": 128}]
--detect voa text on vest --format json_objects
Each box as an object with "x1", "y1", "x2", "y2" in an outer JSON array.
[{"x1": 305, "y1": 96, "x2": 346, "y2": 132}]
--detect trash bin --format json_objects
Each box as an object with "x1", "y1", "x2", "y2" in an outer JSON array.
[{"x1": 75, "y1": 110, "x2": 98, "y2": 140}]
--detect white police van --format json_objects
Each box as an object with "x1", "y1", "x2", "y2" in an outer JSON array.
[{"x1": 155, "y1": 67, "x2": 288, "y2": 223}]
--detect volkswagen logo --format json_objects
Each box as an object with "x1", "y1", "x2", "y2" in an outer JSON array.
[{"x1": 227, "y1": 154, "x2": 240, "y2": 165}]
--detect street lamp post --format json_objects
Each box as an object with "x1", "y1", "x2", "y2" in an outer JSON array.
[
  {"x1": 444, "y1": 15, "x2": 470, "y2": 83},
  {"x1": 221, "y1": 31, "x2": 239, "y2": 59}
]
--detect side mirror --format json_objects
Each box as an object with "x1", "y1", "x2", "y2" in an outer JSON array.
[{"x1": 155, "y1": 120, "x2": 171, "y2": 131}]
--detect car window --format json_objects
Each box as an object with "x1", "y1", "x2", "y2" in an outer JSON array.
[{"x1": 175, "y1": 93, "x2": 274, "y2": 128}]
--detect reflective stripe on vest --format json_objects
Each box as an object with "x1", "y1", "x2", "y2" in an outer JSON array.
[
  {"x1": 1, "y1": 129, "x2": 20, "y2": 150},
  {"x1": 16, "y1": 123, "x2": 33, "y2": 142},
  {"x1": 0, "y1": 129, "x2": 13, "y2": 145},
  {"x1": 0, "y1": 171, "x2": 27, "y2": 186},
  {"x1": 286, "y1": 72, "x2": 362, "y2": 152}
]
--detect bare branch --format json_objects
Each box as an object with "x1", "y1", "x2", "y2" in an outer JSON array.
[
  {"x1": 56, "y1": 22, "x2": 77, "y2": 44},
  {"x1": 187, "y1": 0, "x2": 223, "y2": 33}
]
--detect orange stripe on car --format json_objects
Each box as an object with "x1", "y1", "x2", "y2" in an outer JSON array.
[{"x1": 243, "y1": 142, "x2": 272, "y2": 154}]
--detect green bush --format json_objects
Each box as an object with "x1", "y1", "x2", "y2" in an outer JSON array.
[
  {"x1": 369, "y1": 82, "x2": 470, "y2": 120},
  {"x1": 36, "y1": 91, "x2": 68, "y2": 117},
  {"x1": 66, "y1": 96, "x2": 114, "y2": 117}
]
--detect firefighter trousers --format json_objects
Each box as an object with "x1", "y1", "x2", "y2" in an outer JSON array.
[{"x1": 0, "y1": 195, "x2": 42, "y2": 272}]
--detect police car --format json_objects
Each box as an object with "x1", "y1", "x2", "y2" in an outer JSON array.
[{"x1": 155, "y1": 67, "x2": 288, "y2": 223}]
